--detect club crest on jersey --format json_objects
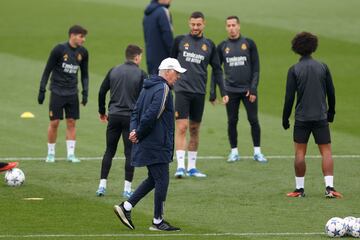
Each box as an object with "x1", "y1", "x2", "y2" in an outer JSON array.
[
  {"x1": 49, "y1": 111, "x2": 53, "y2": 117},
  {"x1": 201, "y1": 44, "x2": 208, "y2": 52},
  {"x1": 225, "y1": 47, "x2": 230, "y2": 54},
  {"x1": 184, "y1": 43, "x2": 190, "y2": 50},
  {"x1": 241, "y1": 43, "x2": 247, "y2": 50},
  {"x1": 175, "y1": 111, "x2": 179, "y2": 118},
  {"x1": 63, "y1": 54, "x2": 68, "y2": 61},
  {"x1": 77, "y1": 54, "x2": 82, "y2": 62}
]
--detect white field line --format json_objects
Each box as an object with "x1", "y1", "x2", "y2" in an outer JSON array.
[
  {"x1": 0, "y1": 232, "x2": 324, "y2": 238},
  {"x1": 0, "y1": 155, "x2": 359, "y2": 161}
]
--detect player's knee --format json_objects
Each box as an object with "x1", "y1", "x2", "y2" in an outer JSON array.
[
  {"x1": 248, "y1": 117, "x2": 259, "y2": 126},
  {"x1": 176, "y1": 124, "x2": 188, "y2": 135},
  {"x1": 228, "y1": 118, "x2": 238, "y2": 126},
  {"x1": 66, "y1": 119, "x2": 76, "y2": 129},
  {"x1": 49, "y1": 120, "x2": 60, "y2": 129}
]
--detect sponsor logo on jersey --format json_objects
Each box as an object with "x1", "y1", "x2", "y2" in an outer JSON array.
[
  {"x1": 183, "y1": 51, "x2": 205, "y2": 64},
  {"x1": 77, "y1": 53, "x2": 82, "y2": 62},
  {"x1": 241, "y1": 43, "x2": 247, "y2": 50},
  {"x1": 225, "y1": 47, "x2": 230, "y2": 54},
  {"x1": 201, "y1": 44, "x2": 208, "y2": 52},
  {"x1": 226, "y1": 56, "x2": 247, "y2": 67},
  {"x1": 63, "y1": 54, "x2": 68, "y2": 61},
  {"x1": 184, "y1": 42, "x2": 190, "y2": 50},
  {"x1": 62, "y1": 63, "x2": 79, "y2": 74}
]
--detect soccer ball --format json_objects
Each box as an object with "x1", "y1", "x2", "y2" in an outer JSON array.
[
  {"x1": 344, "y1": 216, "x2": 357, "y2": 234},
  {"x1": 349, "y1": 221, "x2": 360, "y2": 238},
  {"x1": 325, "y1": 217, "x2": 346, "y2": 238},
  {"x1": 5, "y1": 168, "x2": 25, "y2": 187}
]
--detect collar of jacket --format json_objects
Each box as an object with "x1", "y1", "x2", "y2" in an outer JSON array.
[
  {"x1": 124, "y1": 60, "x2": 138, "y2": 66},
  {"x1": 299, "y1": 55, "x2": 312, "y2": 61},
  {"x1": 228, "y1": 35, "x2": 242, "y2": 42},
  {"x1": 188, "y1": 33, "x2": 204, "y2": 41}
]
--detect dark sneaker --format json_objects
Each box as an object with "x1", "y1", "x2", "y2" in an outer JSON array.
[
  {"x1": 325, "y1": 186, "x2": 343, "y2": 198},
  {"x1": 286, "y1": 188, "x2": 305, "y2": 197},
  {"x1": 113, "y1": 203, "x2": 135, "y2": 230},
  {"x1": 149, "y1": 220, "x2": 180, "y2": 231}
]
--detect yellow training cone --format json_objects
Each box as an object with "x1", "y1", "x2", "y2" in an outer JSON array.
[{"x1": 21, "y1": 112, "x2": 35, "y2": 119}]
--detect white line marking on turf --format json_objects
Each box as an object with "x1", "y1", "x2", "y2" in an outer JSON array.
[
  {"x1": 0, "y1": 155, "x2": 359, "y2": 161},
  {"x1": 0, "y1": 232, "x2": 324, "y2": 238}
]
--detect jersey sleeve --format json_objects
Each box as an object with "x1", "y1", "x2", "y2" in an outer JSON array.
[
  {"x1": 282, "y1": 66, "x2": 297, "y2": 121},
  {"x1": 209, "y1": 40, "x2": 226, "y2": 99},
  {"x1": 247, "y1": 38, "x2": 260, "y2": 95},
  {"x1": 158, "y1": 7, "x2": 174, "y2": 56},
  {"x1": 170, "y1": 35, "x2": 184, "y2": 58},
  {"x1": 39, "y1": 45, "x2": 63, "y2": 92},
  {"x1": 98, "y1": 68, "x2": 112, "y2": 115},
  {"x1": 324, "y1": 64, "x2": 335, "y2": 115},
  {"x1": 80, "y1": 49, "x2": 89, "y2": 97}
]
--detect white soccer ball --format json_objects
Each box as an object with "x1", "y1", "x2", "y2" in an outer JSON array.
[
  {"x1": 344, "y1": 216, "x2": 357, "y2": 234},
  {"x1": 349, "y1": 221, "x2": 360, "y2": 238},
  {"x1": 325, "y1": 217, "x2": 346, "y2": 238},
  {"x1": 5, "y1": 168, "x2": 25, "y2": 187}
]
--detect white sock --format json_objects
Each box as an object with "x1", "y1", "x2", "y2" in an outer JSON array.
[
  {"x1": 295, "y1": 177, "x2": 305, "y2": 189},
  {"x1": 176, "y1": 150, "x2": 186, "y2": 169},
  {"x1": 99, "y1": 179, "x2": 107, "y2": 188},
  {"x1": 254, "y1": 147, "x2": 261, "y2": 155},
  {"x1": 153, "y1": 218, "x2": 162, "y2": 224},
  {"x1": 231, "y1": 148, "x2": 238, "y2": 155},
  {"x1": 187, "y1": 151, "x2": 197, "y2": 171},
  {"x1": 124, "y1": 180, "x2": 132, "y2": 192},
  {"x1": 324, "y1": 176, "x2": 334, "y2": 188},
  {"x1": 123, "y1": 201, "x2": 133, "y2": 211},
  {"x1": 48, "y1": 143, "x2": 55, "y2": 155},
  {"x1": 66, "y1": 140, "x2": 76, "y2": 156}
]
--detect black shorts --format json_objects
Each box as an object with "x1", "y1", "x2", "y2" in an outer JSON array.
[
  {"x1": 293, "y1": 120, "x2": 331, "y2": 144},
  {"x1": 175, "y1": 91, "x2": 205, "y2": 122},
  {"x1": 49, "y1": 93, "x2": 79, "y2": 121}
]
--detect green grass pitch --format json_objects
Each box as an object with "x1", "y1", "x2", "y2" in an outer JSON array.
[{"x1": 0, "y1": 0, "x2": 360, "y2": 239}]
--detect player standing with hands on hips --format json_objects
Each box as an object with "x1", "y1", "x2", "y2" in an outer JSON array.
[
  {"x1": 113, "y1": 58, "x2": 186, "y2": 231},
  {"x1": 283, "y1": 32, "x2": 342, "y2": 198},
  {"x1": 38, "y1": 25, "x2": 89, "y2": 163},
  {"x1": 216, "y1": 16, "x2": 267, "y2": 163},
  {"x1": 171, "y1": 11, "x2": 228, "y2": 178}
]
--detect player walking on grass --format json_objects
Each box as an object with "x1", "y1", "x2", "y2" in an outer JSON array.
[
  {"x1": 38, "y1": 25, "x2": 89, "y2": 163},
  {"x1": 96, "y1": 45, "x2": 146, "y2": 198},
  {"x1": 217, "y1": 16, "x2": 267, "y2": 163},
  {"x1": 113, "y1": 58, "x2": 185, "y2": 231},
  {"x1": 171, "y1": 11, "x2": 228, "y2": 178},
  {"x1": 283, "y1": 32, "x2": 342, "y2": 198}
]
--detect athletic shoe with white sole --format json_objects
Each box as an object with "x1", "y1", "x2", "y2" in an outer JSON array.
[
  {"x1": 254, "y1": 153, "x2": 267, "y2": 163},
  {"x1": 174, "y1": 168, "x2": 186, "y2": 179},
  {"x1": 0, "y1": 162, "x2": 18, "y2": 172},
  {"x1": 149, "y1": 220, "x2": 180, "y2": 231},
  {"x1": 227, "y1": 152, "x2": 240, "y2": 162},
  {"x1": 113, "y1": 203, "x2": 135, "y2": 230},
  {"x1": 325, "y1": 186, "x2": 343, "y2": 198},
  {"x1": 46, "y1": 154, "x2": 55, "y2": 163},
  {"x1": 67, "y1": 155, "x2": 80, "y2": 163},
  {"x1": 287, "y1": 188, "x2": 305, "y2": 197},
  {"x1": 96, "y1": 187, "x2": 106, "y2": 197},
  {"x1": 122, "y1": 191, "x2": 134, "y2": 199},
  {"x1": 187, "y1": 168, "x2": 207, "y2": 178}
]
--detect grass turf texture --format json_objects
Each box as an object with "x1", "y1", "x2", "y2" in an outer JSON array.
[{"x1": 0, "y1": 0, "x2": 360, "y2": 239}]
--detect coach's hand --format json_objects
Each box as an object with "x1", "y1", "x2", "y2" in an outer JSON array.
[
  {"x1": 327, "y1": 112, "x2": 335, "y2": 123},
  {"x1": 99, "y1": 114, "x2": 108, "y2": 123},
  {"x1": 282, "y1": 119, "x2": 290, "y2": 130},
  {"x1": 246, "y1": 91, "x2": 257, "y2": 103},
  {"x1": 81, "y1": 94, "x2": 88, "y2": 106},
  {"x1": 129, "y1": 130, "x2": 138, "y2": 143},
  {"x1": 38, "y1": 91, "x2": 45, "y2": 104}
]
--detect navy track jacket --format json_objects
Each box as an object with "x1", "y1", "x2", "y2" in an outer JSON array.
[
  {"x1": 130, "y1": 75, "x2": 174, "y2": 167},
  {"x1": 143, "y1": 0, "x2": 173, "y2": 74}
]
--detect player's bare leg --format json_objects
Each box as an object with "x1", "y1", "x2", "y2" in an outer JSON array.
[
  {"x1": 66, "y1": 118, "x2": 80, "y2": 163},
  {"x1": 186, "y1": 121, "x2": 206, "y2": 177},
  {"x1": 318, "y1": 144, "x2": 342, "y2": 198},
  {"x1": 174, "y1": 119, "x2": 188, "y2": 178},
  {"x1": 287, "y1": 143, "x2": 307, "y2": 197},
  {"x1": 46, "y1": 120, "x2": 60, "y2": 162}
]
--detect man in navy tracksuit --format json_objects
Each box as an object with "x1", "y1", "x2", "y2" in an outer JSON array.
[
  {"x1": 143, "y1": 0, "x2": 173, "y2": 74},
  {"x1": 113, "y1": 58, "x2": 186, "y2": 231}
]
